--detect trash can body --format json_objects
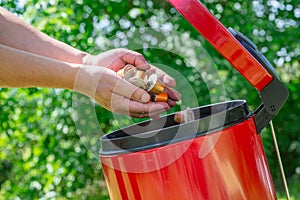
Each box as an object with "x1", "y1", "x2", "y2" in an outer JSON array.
[
  {"x1": 100, "y1": 101, "x2": 277, "y2": 200},
  {"x1": 99, "y1": 0, "x2": 289, "y2": 198}
]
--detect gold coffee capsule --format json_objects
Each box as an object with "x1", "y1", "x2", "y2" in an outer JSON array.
[
  {"x1": 174, "y1": 108, "x2": 194, "y2": 123},
  {"x1": 147, "y1": 74, "x2": 165, "y2": 94},
  {"x1": 151, "y1": 92, "x2": 168, "y2": 102},
  {"x1": 174, "y1": 112, "x2": 184, "y2": 124}
]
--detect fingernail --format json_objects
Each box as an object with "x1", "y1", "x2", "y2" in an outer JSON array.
[
  {"x1": 177, "y1": 92, "x2": 182, "y2": 100},
  {"x1": 141, "y1": 93, "x2": 150, "y2": 103},
  {"x1": 163, "y1": 76, "x2": 176, "y2": 87},
  {"x1": 151, "y1": 114, "x2": 160, "y2": 120}
]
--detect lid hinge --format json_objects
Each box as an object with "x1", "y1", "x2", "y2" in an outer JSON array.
[{"x1": 228, "y1": 28, "x2": 289, "y2": 133}]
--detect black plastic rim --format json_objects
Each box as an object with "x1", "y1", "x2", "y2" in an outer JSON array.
[{"x1": 100, "y1": 100, "x2": 250, "y2": 155}]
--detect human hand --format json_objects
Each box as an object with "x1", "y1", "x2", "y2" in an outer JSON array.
[
  {"x1": 82, "y1": 48, "x2": 181, "y2": 107},
  {"x1": 74, "y1": 65, "x2": 172, "y2": 119}
]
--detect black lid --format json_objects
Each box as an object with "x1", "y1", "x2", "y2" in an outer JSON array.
[{"x1": 100, "y1": 100, "x2": 250, "y2": 155}]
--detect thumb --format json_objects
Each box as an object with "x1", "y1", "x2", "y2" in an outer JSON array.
[{"x1": 114, "y1": 78, "x2": 150, "y2": 103}]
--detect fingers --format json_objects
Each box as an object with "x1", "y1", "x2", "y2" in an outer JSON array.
[
  {"x1": 113, "y1": 77, "x2": 150, "y2": 103},
  {"x1": 161, "y1": 73, "x2": 176, "y2": 88},
  {"x1": 148, "y1": 64, "x2": 176, "y2": 88},
  {"x1": 120, "y1": 49, "x2": 151, "y2": 70},
  {"x1": 150, "y1": 114, "x2": 161, "y2": 120},
  {"x1": 164, "y1": 87, "x2": 181, "y2": 101},
  {"x1": 146, "y1": 64, "x2": 181, "y2": 103},
  {"x1": 128, "y1": 101, "x2": 170, "y2": 118},
  {"x1": 111, "y1": 50, "x2": 177, "y2": 93},
  {"x1": 130, "y1": 101, "x2": 170, "y2": 117},
  {"x1": 100, "y1": 49, "x2": 151, "y2": 72},
  {"x1": 167, "y1": 99, "x2": 177, "y2": 107},
  {"x1": 112, "y1": 66, "x2": 181, "y2": 104},
  {"x1": 91, "y1": 49, "x2": 182, "y2": 118},
  {"x1": 111, "y1": 94, "x2": 170, "y2": 118},
  {"x1": 112, "y1": 77, "x2": 178, "y2": 118},
  {"x1": 101, "y1": 69, "x2": 177, "y2": 116}
]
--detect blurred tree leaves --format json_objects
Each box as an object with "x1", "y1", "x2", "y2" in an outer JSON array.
[{"x1": 0, "y1": 0, "x2": 299, "y2": 199}]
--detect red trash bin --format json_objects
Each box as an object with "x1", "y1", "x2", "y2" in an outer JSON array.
[{"x1": 100, "y1": 1, "x2": 289, "y2": 199}]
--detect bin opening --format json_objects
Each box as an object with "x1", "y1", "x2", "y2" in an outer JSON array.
[{"x1": 100, "y1": 100, "x2": 250, "y2": 155}]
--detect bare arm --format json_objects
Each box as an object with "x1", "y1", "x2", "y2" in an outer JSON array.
[
  {"x1": 0, "y1": 44, "x2": 171, "y2": 118},
  {"x1": 0, "y1": 6, "x2": 87, "y2": 64},
  {"x1": 0, "y1": 7, "x2": 180, "y2": 118},
  {"x1": 0, "y1": 44, "x2": 78, "y2": 89}
]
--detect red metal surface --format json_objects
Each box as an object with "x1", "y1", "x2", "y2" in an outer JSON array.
[
  {"x1": 168, "y1": 0, "x2": 273, "y2": 91},
  {"x1": 100, "y1": 118, "x2": 277, "y2": 200}
]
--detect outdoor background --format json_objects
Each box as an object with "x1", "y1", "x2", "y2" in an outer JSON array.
[{"x1": 0, "y1": 0, "x2": 299, "y2": 199}]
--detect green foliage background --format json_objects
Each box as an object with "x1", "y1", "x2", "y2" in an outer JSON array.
[{"x1": 0, "y1": 0, "x2": 299, "y2": 199}]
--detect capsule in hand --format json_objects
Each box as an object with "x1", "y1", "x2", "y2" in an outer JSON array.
[{"x1": 151, "y1": 92, "x2": 168, "y2": 102}]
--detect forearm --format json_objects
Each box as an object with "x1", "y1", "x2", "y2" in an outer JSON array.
[
  {"x1": 0, "y1": 44, "x2": 79, "y2": 89},
  {"x1": 0, "y1": 6, "x2": 88, "y2": 64}
]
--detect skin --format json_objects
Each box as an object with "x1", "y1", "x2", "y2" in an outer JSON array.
[{"x1": 0, "y1": 6, "x2": 181, "y2": 118}]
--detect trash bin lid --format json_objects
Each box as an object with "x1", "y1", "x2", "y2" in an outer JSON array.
[{"x1": 100, "y1": 100, "x2": 250, "y2": 155}]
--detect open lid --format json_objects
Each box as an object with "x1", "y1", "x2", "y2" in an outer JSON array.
[{"x1": 168, "y1": 0, "x2": 289, "y2": 132}]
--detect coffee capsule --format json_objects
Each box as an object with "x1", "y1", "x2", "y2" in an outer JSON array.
[
  {"x1": 128, "y1": 77, "x2": 148, "y2": 90},
  {"x1": 123, "y1": 64, "x2": 149, "y2": 90},
  {"x1": 147, "y1": 74, "x2": 165, "y2": 94},
  {"x1": 123, "y1": 64, "x2": 137, "y2": 81},
  {"x1": 116, "y1": 68, "x2": 125, "y2": 78},
  {"x1": 174, "y1": 108, "x2": 194, "y2": 123},
  {"x1": 151, "y1": 92, "x2": 168, "y2": 102}
]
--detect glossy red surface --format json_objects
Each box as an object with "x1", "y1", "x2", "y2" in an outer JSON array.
[
  {"x1": 100, "y1": 118, "x2": 277, "y2": 200},
  {"x1": 168, "y1": 0, "x2": 273, "y2": 91}
]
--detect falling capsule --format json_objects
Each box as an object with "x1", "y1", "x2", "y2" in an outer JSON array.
[{"x1": 174, "y1": 108, "x2": 194, "y2": 123}]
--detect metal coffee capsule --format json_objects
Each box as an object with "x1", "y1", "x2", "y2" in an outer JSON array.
[
  {"x1": 151, "y1": 92, "x2": 168, "y2": 102},
  {"x1": 147, "y1": 74, "x2": 165, "y2": 94}
]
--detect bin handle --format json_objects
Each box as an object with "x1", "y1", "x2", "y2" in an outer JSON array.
[{"x1": 168, "y1": 0, "x2": 288, "y2": 132}]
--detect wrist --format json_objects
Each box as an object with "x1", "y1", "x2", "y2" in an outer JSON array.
[{"x1": 72, "y1": 65, "x2": 107, "y2": 99}]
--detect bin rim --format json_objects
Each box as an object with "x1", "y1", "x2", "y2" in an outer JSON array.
[{"x1": 100, "y1": 100, "x2": 250, "y2": 155}]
